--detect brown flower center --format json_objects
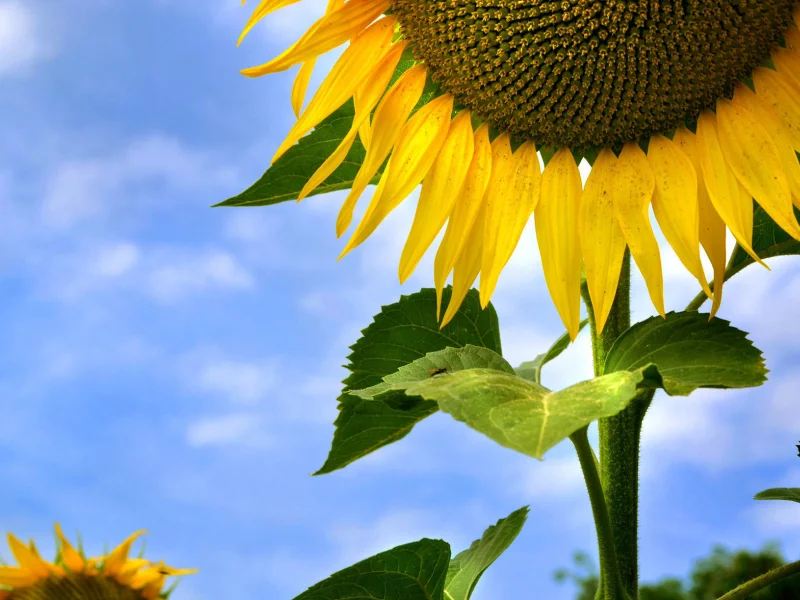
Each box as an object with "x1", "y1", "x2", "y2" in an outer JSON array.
[
  {"x1": 7, "y1": 574, "x2": 147, "y2": 600},
  {"x1": 392, "y1": 0, "x2": 796, "y2": 149}
]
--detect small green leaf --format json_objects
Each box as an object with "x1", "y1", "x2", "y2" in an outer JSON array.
[
  {"x1": 316, "y1": 288, "x2": 502, "y2": 475},
  {"x1": 754, "y1": 488, "x2": 800, "y2": 504},
  {"x1": 445, "y1": 507, "x2": 529, "y2": 600},
  {"x1": 515, "y1": 319, "x2": 589, "y2": 385},
  {"x1": 217, "y1": 50, "x2": 437, "y2": 208},
  {"x1": 292, "y1": 538, "x2": 451, "y2": 600},
  {"x1": 603, "y1": 311, "x2": 767, "y2": 396},
  {"x1": 353, "y1": 345, "x2": 513, "y2": 400},
  {"x1": 727, "y1": 205, "x2": 800, "y2": 278},
  {"x1": 215, "y1": 100, "x2": 378, "y2": 207},
  {"x1": 393, "y1": 367, "x2": 652, "y2": 460}
]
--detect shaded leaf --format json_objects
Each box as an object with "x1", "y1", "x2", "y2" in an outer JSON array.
[
  {"x1": 316, "y1": 288, "x2": 501, "y2": 475},
  {"x1": 515, "y1": 319, "x2": 589, "y2": 385},
  {"x1": 754, "y1": 488, "x2": 800, "y2": 504},
  {"x1": 445, "y1": 507, "x2": 529, "y2": 600},
  {"x1": 603, "y1": 311, "x2": 767, "y2": 396},
  {"x1": 292, "y1": 538, "x2": 451, "y2": 600},
  {"x1": 387, "y1": 367, "x2": 654, "y2": 460},
  {"x1": 727, "y1": 205, "x2": 800, "y2": 278}
]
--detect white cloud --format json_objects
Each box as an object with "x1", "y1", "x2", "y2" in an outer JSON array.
[
  {"x1": 0, "y1": 2, "x2": 46, "y2": 74},
  {"x1": 187, "y1": 356, "x2": 279, "y2": 405},
  {"x1": 147, "y1": 251, "x2": 254, "y2": 303},
  {"x1": 186, "y1": 413, "x2": 270, "y2": 448},
  {"x1": 516, "y1": 456, "x2": 586, "y2": 500},
  {"x1": 41, "y1": 135, "x2": 238, "y2": 229},
  {"x1": 751, "y1": 501, "x2": 800, "y2": 534}
]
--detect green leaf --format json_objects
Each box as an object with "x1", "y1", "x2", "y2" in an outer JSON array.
[
  {"x1": 445, "y1": 507, "x2": 529, "y2": 600},
  {"x1": 215, "y1": 100, "x2": 377, "y2": 207},
  {"x1": 727, "y1": 205, "x2": 800, "y2": 278},
  {"x1": 754, "y1": 488, "x2": 800, "y2": 504},
  {"x1": 514, "y1": 319, "x2": 589, "y2": 385},
  {"x1": 353, "y1": 345, "x2": 513, "y2": 401},
  {"x1": 217, "y1": 49, "x2": 438, "y2": 208},
  {"x1": 315, "y1": 288, "x2": 502, "y2": 475},
  {"x1": 603, "y1": 311, "x2": 768, "y2": 396},
  {"x1": 392, "y1": 367, "x2": 652, "y2": 460},
  {"x1": 292, "y1": 538, "x2": 451, "y2": 600}
]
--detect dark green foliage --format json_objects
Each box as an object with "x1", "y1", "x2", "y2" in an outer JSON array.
[{"x1": 556, "y1": 545, "x2": 800, "y2": 600}]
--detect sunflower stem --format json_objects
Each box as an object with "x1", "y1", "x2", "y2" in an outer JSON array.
[
  {"x1": 581, "y1": 251, "x2": 646, "y2": 600},
  {"x1": 570, "y1": 426, "x2": 630, "y2": 600},
  {"x1": 716, "y1": 558, "x2": 800, "y2": 600}
]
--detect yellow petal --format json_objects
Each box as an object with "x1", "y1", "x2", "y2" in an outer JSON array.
[
  {"x1": 335, "y1": 65, "x2": 427, "y2": 237},
  {"x1": 433, "y1": 123, "x2": 493, "y2": 318},
  {"x1": 271, "y1": 17, "x2": 396, "y2": 162},
  {"x1": 647, "y1": 134, "x2": 712, "y2": 299},
  {"x1": 340, "y1": 93, "x2": 455, "y2": 257},
  {"x1": 242, "y1": 0, "x2": 391, "y2": 77},
  {"x1": 102, "y1": 530, "x2": 147, "y2": 577},
  {"x1": 297, "y1": 42, "x2": 406, "y2": 203},
  {"x1": 441, "y1": 206, "x2": 486, "y2": 327},
  {"x1": 772, "y1": 47, "x2": 800, "y2": 89},
  {"x1": 0, "y1": 566, "x2": 40, "y2": 587},
  {"x1": 579, "y1": 148, "x2": 628, "y2": 335},
  {"x1": 535, "y1": 148, "x2": 583, "y2": 340},
  {"x1": 753, "y1": 67, "x2": 800, "y2": 153},
  {"x1": 612, "y1": 142, "x2": 664, "y2": 317},
  {"x1": 738, "y1": 85, "x2": 800, "y2": 210},
  {"x1": 237, "y1": 0, "x2": 301, "y2": 46},
  {"x1": 291, "y1": 61, "x2": 316, "y2": 117},
  {"x1": 673, "y1": 127, "x2": 728, "y2": 317},
  {"x1": 716, "y1": 96, "x2": 800, "y2": 241},
  {"x1": 480, "y1": 139, "x2": 541, "y2": 307},
  {"x1": 6, "y1": 534, "x2": 51, "y2": 578},
  {"x1": 696, "y1": 111, "x2": 766, "y2": 266},
  {"x1": 54, "y1": 523, "x2": 86, "y2": 573},
  {"x1": 398, "y1": 110, "x2": 475, "y2": 283}
]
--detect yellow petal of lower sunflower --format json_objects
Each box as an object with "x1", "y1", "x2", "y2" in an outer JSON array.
[
  {"x1": 480, "y1": 139, "x2": 541, "y2": 307},
  {"x1": 271, "y1": 17, "x2": 395, "y2": 162},
  {"x1": 101, "y1": 530, "x2": 147, "y2": 577},
  {"x1": 433, "y1": 123, "x2": 492, "y2": 318},
  {"x1": 579, "y1": 148, "x2": 628, "y2": 335},
  {"x1": 297, "y1": 42, "x2": 406, "y2": 202},
  {"x1": 673, "y1": 126, "x2": 728, "y2": 317},
  {"x1": 612, "y1": 142, "x2": 664, "y2": 317},
  {"x1": 441, "y1": 206, "x2": 486, "y2": 327},
  {"x1": 535, "y1": 148, "x2": 583, "y2": 340},
  {"x1": 647, "y1": 134, "x2": 712, "y2": 299},
  {"x1": 7, "y1": 534, "x2": 51, "y2": 578},
  {"x1": 340, "y1": 94, "x2": 454, "y2": 257},
  {"x1": 0, "y1": 566, "x2": 41, "y2": 587},
  {"x1": 291, "y1": 60, "x2": 316, "y2": 117},
  {"x1": 716, "y1": 96, "x2": 800, "y2": 241},
  {"x1": 54, "y1": 523, "x2": 86, "y2": 573},
  {"x1": 398, "y1": 110, "x2": 475, "y2": 283},
  {"x1": 696, "y1": 111, "x2": 766, "y2": 266},
  {"x1": 241, "y1": 0, "x2": 391, "y2": 77},
  {"x1": 335, "y1": 65, "x2": 427, "y2": 236}
]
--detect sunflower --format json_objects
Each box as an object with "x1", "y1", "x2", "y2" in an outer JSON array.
[
  {"x1": 238, "y1": 0, "x2": 800, "y2": 337},
  {"x1": 0, "y1": 524, "x2": 196, "y2": 600}
]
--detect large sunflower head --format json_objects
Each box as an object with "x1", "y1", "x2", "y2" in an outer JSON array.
[
  {"x1": 0, "y1": 524, "x2": 196, "y2": 600},
  {"x1": 239, "y1": 0, "x2": 800, "y2": 336}
]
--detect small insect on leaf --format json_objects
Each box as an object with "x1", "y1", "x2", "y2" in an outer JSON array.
[{"x1": 428, "y1": 367, "x2": 449, "y2": 377}]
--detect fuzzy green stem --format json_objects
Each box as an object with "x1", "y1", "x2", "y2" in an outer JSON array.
[
  {"x1": 581, "y1": 251, "x2": 648, "y2": 599},
  {"x1": 570, "y1": 426, "x2": 630, "y2": 600},
  {"x1": 716, "y1": 559, "x2": 800, "y2": 600}
]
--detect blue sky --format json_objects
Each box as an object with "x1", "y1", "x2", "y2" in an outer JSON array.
[{"x1": 1, "y1": 1, "x2": 800, "y2": 599}]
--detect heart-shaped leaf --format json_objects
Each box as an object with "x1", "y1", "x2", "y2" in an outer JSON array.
[
  {"x1": 603, "y1": 311, "x2": 767, "y2": 396},
  {"x1": 315, "y1": 288, "x2": 501, "y2": 475},
  {"x1": 292, "y1": 538, "x2": 451, "y2": 600},
  {"x1": 727, "y1": 205, "x2": 800, "y2": 279}
]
